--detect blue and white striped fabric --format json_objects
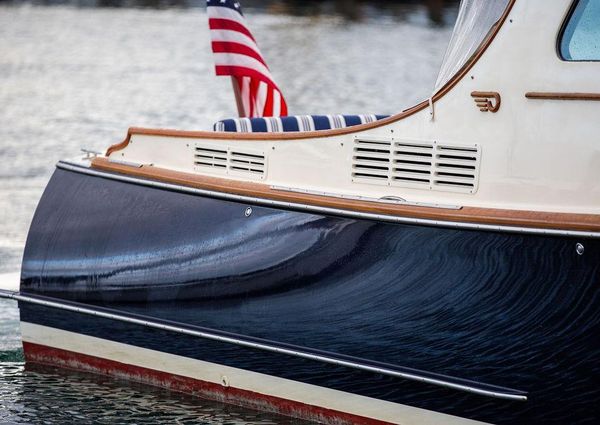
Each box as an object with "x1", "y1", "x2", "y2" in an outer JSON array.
[{"x1": 213, "y1": 114, "x2": 390, "y2": 133}]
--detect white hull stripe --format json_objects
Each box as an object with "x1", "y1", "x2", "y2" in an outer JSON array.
[{"x1": 20, "y1": 322, "x2": 486, "y2": 425}]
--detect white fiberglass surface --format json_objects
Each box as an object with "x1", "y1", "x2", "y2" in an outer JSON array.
[{"x1": 434, "y1": 0, "x2": 510, "y2": 92}]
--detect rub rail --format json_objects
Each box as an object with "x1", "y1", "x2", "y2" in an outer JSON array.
[{"x1": 1, "y1": 289, "x2": 527, "y2": 401}]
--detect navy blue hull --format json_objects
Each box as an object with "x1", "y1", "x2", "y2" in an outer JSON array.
[{"x1": 20, "y1": 167, "x2": 600, "y2": 424}]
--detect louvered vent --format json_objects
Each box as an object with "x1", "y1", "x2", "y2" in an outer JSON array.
[
  {"x1": 230, "y1": 151, "x2": 265, "y2": 176},
  {"x1": 393, "y1": 142, "x2": 434, "y2": 187},
  {"x1": 194, "y1": 146, "x2": 228, "y2": 169},
  {"x1": 352, "y1": 138, "x2": 480, "y2": 193},
  {"x1": 194, "y1": 144, "x2": 266, "y2": 180},
  {"x1": 433, "y1": 145, "x2": 480, "y2": 191},
  {"x1": 352, "y1": 139, "x2": 392, "y2": 182}
]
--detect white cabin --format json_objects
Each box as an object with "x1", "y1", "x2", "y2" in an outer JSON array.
[{"x1": 96, "y1": 0, "x2": 600, "y2": 223}]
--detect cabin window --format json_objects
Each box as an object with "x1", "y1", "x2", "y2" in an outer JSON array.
[{"x1": 560, "y1": 0, "x2": 600, "y2": 61}]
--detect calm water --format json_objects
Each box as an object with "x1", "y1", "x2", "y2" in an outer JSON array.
[{"x1": 0, "y1": 3, "x2": 455, "y2": 422}]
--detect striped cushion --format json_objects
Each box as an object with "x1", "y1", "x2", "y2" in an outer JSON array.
[{"x1": 213, "y1": 114, "x2": 390, "y2": 133}]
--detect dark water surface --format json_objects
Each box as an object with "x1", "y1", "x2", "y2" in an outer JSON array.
[
  {"x1": 0, "y1": 3, "x2": 455, "y2": 423},
  {"x1": 1, "y1": 363, "x2": 309, "y2": 424}
]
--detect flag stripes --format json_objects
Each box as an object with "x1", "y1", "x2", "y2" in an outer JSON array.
[{"x1": 207, "y1": 0, "x2": 288, "y2": 118}]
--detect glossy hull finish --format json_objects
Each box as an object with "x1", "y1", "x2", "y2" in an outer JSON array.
[{"x1": 20, "y1": 168, "x2": 600, "y2": 424}]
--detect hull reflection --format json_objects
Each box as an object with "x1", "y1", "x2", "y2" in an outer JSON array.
[{"x1": 19, "y1": 168, "x2": 600, "y2": 424}]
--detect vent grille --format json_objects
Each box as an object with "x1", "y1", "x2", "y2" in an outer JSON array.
[
  {"x1": 194, "y1": 147, "x2": 228, "y2": 169},
  {"x1": 230, "y1": 151, "x2": 266, "y2": 175},
  {"x1": 194, "y1": 144, "x2": 266, "y2": 179},
  {"x1": 433, "y1": 145, "x2": 479, "y2": 190},
  {"x1": 352, "y1": 138, "x2": 481, "y2": 193},
  {"x1": 393, "y1": 142, "x2": 434, "y2": 187},
  {"x1": 352, "y1": 139, "x2": 391, "y2": 181}
]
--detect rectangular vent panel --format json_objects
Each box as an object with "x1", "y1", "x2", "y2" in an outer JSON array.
[
  {"x1": 194, "y1": 144, "x2": 266, "y2": 180},
  {"x1": 194, "y1": 146, "x2": 228, "y2": 169},
  {"x1": 352, "y1": 138, "x2": 480, "y2": 193},
  {"x1": 433, "y1": 145, "x2": 480, "y2": 191},
  {"x1": 230, "y1": 151, "x2": 266, "y2": 175},
  {"x1": 393, "y1": 142, "x2": 434, "y2": 187},
  {"x1": 352, "y1": 139, "x2": 391, "y2": 182}
]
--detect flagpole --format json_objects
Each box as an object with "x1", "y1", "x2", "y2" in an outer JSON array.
[{"x1": 230, "y1": 77, "x2": 246, "y2": 117}]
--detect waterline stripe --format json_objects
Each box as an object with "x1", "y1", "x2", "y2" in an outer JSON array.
[{"x1": 21, "y1": 324, "x2": 486, "y2": 425}]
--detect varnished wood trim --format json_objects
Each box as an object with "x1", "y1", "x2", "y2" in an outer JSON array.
[
  {"x1": 106, "y1": 134, "x2": 131, "y2": 157},
  {"x1": 91, "y1": 157, "x2": 600, "y2": 233},
  {"x1": 105, "y1": 0, "x2": 517, "y2": 154},
  {"x1": 106, "y1": 100, "x2": 428, "y2": 148},
  {"x1": 525, "y1": 92, "x2": 600, "y2": 101}
]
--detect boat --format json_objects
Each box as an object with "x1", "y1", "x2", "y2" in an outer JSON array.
[{"x1": 9, "y1": 0, "x2": 600, "y2": 423}]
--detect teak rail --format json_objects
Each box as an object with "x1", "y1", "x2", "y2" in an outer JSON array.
[
  {"x1": 525, "y1": 92, "x2": 600, "y2": 101},
  {"x1": 90, "y1": 158, "x2": 600, "y2": 234}
]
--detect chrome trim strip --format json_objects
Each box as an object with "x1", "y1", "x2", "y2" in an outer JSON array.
[
  {"x1": 108, "y1": 158, "x2": 146, "y2": 168},
  {"x1": 57, "y1": 161, "x2": 600, "y2": 239},
  {"x1": 0, "y1": 289, "x2": 527, "y2": 401},
  {"x1": 270, "y1": 185, "x2": 462, "y2": 210}
]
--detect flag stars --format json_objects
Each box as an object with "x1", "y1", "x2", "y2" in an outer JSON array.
[{"x1": 207, "y1": 0, "x2": 241, "y2": 10}]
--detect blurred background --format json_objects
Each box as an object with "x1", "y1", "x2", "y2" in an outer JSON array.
[
  {"x1": 0, "y1": 0, "x2": 460, "y2": 274},
  {"x1": 0, "y1": 0, "x2": 459, "y2": 422},
  {"x1": 1, "y1": 0, "x2": 459, "y2": 24}
]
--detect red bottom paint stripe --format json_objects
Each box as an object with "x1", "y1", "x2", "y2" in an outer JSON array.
[{"x1": 23, "y1": 341, "x2": 393, "y2": 425}]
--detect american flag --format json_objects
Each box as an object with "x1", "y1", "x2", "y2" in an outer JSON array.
[{"x1": 207, "y1": 0, "x2": 288, "y2": 118}]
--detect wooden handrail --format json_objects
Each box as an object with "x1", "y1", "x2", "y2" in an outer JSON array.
[
  {"x1": 91, "y1": 157, "x2": 600, "y2": 233},
  {"x1": 525, "y1": 92, "x2": 600, "y2": 101}
]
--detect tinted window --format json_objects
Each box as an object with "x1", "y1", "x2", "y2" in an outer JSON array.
[{"x1": 560, "y1": 0, "x2": 600, "y2": 60}]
